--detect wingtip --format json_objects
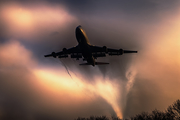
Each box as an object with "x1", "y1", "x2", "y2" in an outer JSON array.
[
  {"x1": 44, "y1": 54, "x2": 51, "y2": 57},
  {"x1": 44, "y1": 55, "x2": 48, "y2": 57}
]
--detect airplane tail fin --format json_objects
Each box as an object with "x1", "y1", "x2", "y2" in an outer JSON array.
[{"x1": 79, "y1": 62, "x2": 109, "y2": 66}]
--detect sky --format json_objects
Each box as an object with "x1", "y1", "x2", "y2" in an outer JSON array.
[{"x1": 0, "y1": 0, "x2": 180, "y2": 119}]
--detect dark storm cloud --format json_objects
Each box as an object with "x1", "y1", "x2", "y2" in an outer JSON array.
[
  {"x1": 53, "y1": 0, "x2": 180, "y2": 23},
  {"x1": 47, "y1": 0, "x2": 178, "y2": 14}
]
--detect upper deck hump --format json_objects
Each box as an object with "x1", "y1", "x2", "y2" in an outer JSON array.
[{"x1": 75, "y1": 25, "x2": 90, "y2": 45}]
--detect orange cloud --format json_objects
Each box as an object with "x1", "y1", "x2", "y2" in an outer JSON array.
[
  {"x1": 126, "y1": 8, "x2": 180, "y2": 116},
  {"x1": 0, "y1": 40, "x2": 124, "y2": 118},
  {"x1": 0, "y1": 3, "x2": 77, "y2": 39},
  {"x1": 33, "y1": 68, "x2": 124, "y2": 118},
  {"x1": 0, "y1": 40, "x2": 36, "y2": 67}
]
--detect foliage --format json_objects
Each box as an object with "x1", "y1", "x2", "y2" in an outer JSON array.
[
  {"x1": 75, "y1": 115, "x2": 122, "y2": 120},
  {"x1": 75, "y1": 99, "x2": 180, "y2": 120},
  {"x1": 131, "y1": 99, "x2": 180, "y2": 120}
]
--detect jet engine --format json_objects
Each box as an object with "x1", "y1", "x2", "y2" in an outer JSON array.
[
  {"x1": 103, "y1": 46, "x2": 108, "y2": 53},
  {"x1": 58, "y1": 55, "x2": 68, "y2": 58},
  {"x1": 71, "y1": 54, "x2": 82, "y2": 59},
  {"x1": 56, "y1": 48, "x2": 68, "y2": 58},
  {"x1": 52, "y1": 52, "x2": 56, "y2": 58},
  {"x1": 119, "y1": 49, "x2": 124, "y2": 55},
  {"x1": 93, "y1": 53, "x2": 106, "y2": 58},
  {"x1": 63, "y1": 48, "x2": 67, "y2": 54}
]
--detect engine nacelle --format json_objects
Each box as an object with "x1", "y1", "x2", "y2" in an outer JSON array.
[
  {"x1": 103, "y1": 46, "x2": 108, "y2": 53},
  {"x1": 109, "y1": 52, "x2": 118, "y2": 56},
  {"x1": 93, "y1": 53, "x2": 106, "y2": 57},
  {"x1": 71, "y1": 54, "x2": 82, "y2": 58},
  {"x1": 52, "y1": 52, "x2": 56, "y2": 58},
  {"x1": 63, "y1": 48, "x2": 67, "y2": 54},
  {"x1": 58, "y1": 55, "x2": 68, "y2": 58},
  {"x1": 119, "y1": 49, "x2": 124, "y2": 55}
]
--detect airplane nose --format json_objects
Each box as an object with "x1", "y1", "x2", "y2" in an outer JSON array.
[
  {"x1": 77, "y1": 25, "x2": 81, "y2": 28},
  {"x1": 75, "y1": 25, "x2": 83, "y2": 40},
  {"x1": 76, "y1": 25, "x2": 81, "y2": 31},
  {"x1": 76, "y1": 25, "x2": 82, "y2": 33}
]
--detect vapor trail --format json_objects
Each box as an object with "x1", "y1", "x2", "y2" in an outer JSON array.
[
  {"x1": 58, "y1": 59, "x2": 81, "y2": 88},
  {"x1": 59, "y1": 59, "x2": 73, "y2": 79}
]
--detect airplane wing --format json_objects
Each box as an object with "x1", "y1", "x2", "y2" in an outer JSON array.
[
  {"x1": 44, "y1": 45, "x2": 82, "y2": 58},
  {"x1": 90, "y1": 45, "x2": 137, "y2": 58}
]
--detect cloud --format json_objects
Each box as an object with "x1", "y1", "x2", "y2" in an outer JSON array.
[
  {"x1": 0, "y1": 40, "x2": 36, "y2": 67},
  {"x1": 0, "y1": 2, "x2": 77, "y2": 41},
  {"x1": 123, "y1": 8, "x2": 180, "y2": 118},
  {"x1": 0, "y1": 40, "x2": 119, "y2": 119},
  {"x1": 0, "y1": 1, "x2": 180, "y2": 119}
]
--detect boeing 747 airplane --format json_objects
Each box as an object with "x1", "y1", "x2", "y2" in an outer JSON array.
[{"x1": 44, "y1": 25, "x2": 137, "y2": 66}]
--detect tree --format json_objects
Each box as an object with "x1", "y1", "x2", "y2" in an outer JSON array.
[
  {"x1": 131, "y1": 99, "x2": 180, "y2": 120},
  {"x1": 75, "y1": 99, "x2": 180, "y2": 120}
]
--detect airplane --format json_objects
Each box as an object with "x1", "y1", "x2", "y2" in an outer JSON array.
[{"x1": 44, "y1": 25, "x2": 137, "y2": 66}]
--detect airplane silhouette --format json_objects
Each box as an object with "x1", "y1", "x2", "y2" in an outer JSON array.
[{"x1": 44, "y1": 25, "x2": 137, "y2": 66}]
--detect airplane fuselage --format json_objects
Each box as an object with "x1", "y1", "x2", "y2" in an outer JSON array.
[
  {"x1": 44, "y1": 25, "x2": 138, "y2": 66},
  {"x1": 75, "y1": 26, "x2": 95, "y2": 66}
]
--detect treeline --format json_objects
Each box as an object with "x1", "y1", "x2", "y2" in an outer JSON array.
[{"x1": 75, "y1": 99, "x2": 180, "y2": 120}]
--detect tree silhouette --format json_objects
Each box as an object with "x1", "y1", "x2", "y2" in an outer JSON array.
[
  {"x1": 75, "y1": 115, "x2": 113, "y2": 120},
  {"x1": 75, "y1": 115, "x2": 123, "y2": 120},
  {"x1": 75, "y1": 99, "x2": 180, "y2": 120},
  {"x1": 131, "y1": 99, "x2": 180, "y2": 120}
]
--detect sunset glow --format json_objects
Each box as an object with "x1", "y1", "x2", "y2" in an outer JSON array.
[
  {"x1": 0, "y1": 3, "x2": 77, "y2": 39},
  {"x1": 34, "y1": 68, "x2": 123, "y2": 118}
]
